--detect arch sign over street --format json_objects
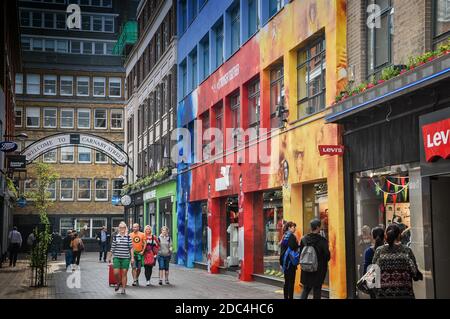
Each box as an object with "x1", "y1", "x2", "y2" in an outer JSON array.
[{"x1": 21, "y1": 132, "x2": 129, "y2": 167}]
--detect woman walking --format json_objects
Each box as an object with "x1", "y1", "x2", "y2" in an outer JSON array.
[
  {"x1": 108, "y1": 222, "x2": 134, "y2": 294},
  {"x1": 143, "y1": 225, "x2": 160, "y2": 286},
  {"x1": 372, "y1": 224, "x2": 421, "y2": 299},
  {"x1": 362, "y1": 226, "x2": 384, "y2": 299},
  {"x1": 70, "y1": 232, "x2": 84, "y2": 271},
  {"x1": 279, "y1": 221, "x2": 298, "y2": 300},
  {"x1": 158, "y1": 226, "x2": 173, "y2": 285}
]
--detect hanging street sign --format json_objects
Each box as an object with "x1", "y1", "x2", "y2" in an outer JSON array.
[
  {"x1": 7, "y1": 155, "x2": 27, "y2": 170},
  {"x1": 0, "y1": 141, "x2": 18, "y2": 153}
]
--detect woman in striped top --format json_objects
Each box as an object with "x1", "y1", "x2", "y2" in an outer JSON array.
[{"x1": 108, "y1": 222, "x2": 134, "y2": 294}]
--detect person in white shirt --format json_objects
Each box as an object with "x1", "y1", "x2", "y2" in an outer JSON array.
[{"x1": 8, "y1": 226, "x2": 22, "y2": 267}]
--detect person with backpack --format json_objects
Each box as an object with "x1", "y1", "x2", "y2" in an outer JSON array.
[
  {"x1": 372, "y1": 224, "x2": 421, "y2": 299},
  {"x1": 279, "y1": 221, "x2": 299, "y2": 299},
  {"x1": 299, "y1": 219, "x2": 330, "y2": 299},
  {"x1": 158, "y1": 226, "x2": 173, "y2": 285},
  {"x1": 143, "y1": 225, "x2": 160, "y2": 286},
  {"x1": 70, "y1": 232, "x2": 84, "y2": 270},
  {"x1": 108, "y1": 222, "x2": 134, "y2": 294}
]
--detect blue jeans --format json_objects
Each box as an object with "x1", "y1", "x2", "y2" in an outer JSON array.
[
  {"x1": 65, "y1": 249, "x2": 73, "y2": 268},
  {"x1": 158, "y1": 255, "x2": 171, "y2": 271},
  {"x1": 99, "y1": 242, "x2": 108, "y2": 261}
]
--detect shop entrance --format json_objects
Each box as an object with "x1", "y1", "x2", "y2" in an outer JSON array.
[
  {"x1": 146, "y1": 201, "x2": 157, "y2": 234},
  {"x1": 225, "y1": 196, "x2": 239, "y2": 269},
  {"x1": 431, "y1": 175, "x2": 450, "y2": 298},
  {"x1": 159, "y1": 197, "x2": 173, "y2": 234}
]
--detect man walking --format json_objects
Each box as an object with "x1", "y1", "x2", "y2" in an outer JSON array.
[
  {"x1": 130, "y1": 223, "x2": 146, "y2": 286},
  {"x1": 62, "y1": 230, "x2": 74, "y2": 268},
  {"x1": 8, "y1": 227, "x2": 22, "y2": 267},
  {"x1": 299, "y1": 219, "x2": 330, "y2": 299},
  {"x1": 96, "y1": 226, "x2": 110, "y2": 262}
]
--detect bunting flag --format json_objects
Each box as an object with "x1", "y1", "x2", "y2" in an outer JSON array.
[
  {"x1": 384, "y1": 193, "x2": 389, "y2": 206},
  {"x1": 392, "y1": 194, "x2": 397, "y2": 204},
  {"x1": 401, "y1": 178, "x2": 406, "y2": 187},
  {"x1": 403, "y1": 186, "x2": 408, "y2": 202},
  {"x1": 386, "y1": 180, "x2": 391, "y2": 191},
  {"x1": 394, "y1": 185, "x2": 399, "y2": 193},
  {"x1": 375, "y1": 184, "x2": 381, "y2": 196}
]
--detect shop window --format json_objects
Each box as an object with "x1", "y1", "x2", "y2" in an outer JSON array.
[
  {"x1": 226, "y1": 196, "x2": 239, "y2": 268},
  {"x1": 297, "y1": 37, "x2": 326, "y2": 119},
  {"x1": 60, "y1": 218, "x2": 76, "y2": 237},
  {"x1": 75, "y1": 218, "x2": 91, "y2": 239},
  {"x1": 353, "y1": 164, "x2": 431, "y2": 299}
]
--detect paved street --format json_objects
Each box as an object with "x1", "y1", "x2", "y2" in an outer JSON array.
[{"x1": 4, "y1": 253, "x2": 284, "y2": 299}]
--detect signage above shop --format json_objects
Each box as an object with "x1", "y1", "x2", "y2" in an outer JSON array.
[
  {"x1": 215, "y1": 166, "x2": 231, "y2": 192},
  {"x1": 0, "y1": 141, "x2": 18, "y2": 153},
  {"x1": 318, "y1": 145, "x2": 345, "y2": 156},
  {"x1": 21, "y1": 132, "x2": 128, "y2": 166},
  {"x1": 7, "y1": 155, "x2": 26, "y2": 170},
  {"x1": 144, "y1": 190, "x2": 156, "y2": 201},
  {"x1": 422, "y1": 118, "x2": 450, "y2": 162}
]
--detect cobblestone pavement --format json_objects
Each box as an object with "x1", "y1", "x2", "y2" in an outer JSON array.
[{"x1": 1, "y1": 253, "x2": 284, "y2": 299}]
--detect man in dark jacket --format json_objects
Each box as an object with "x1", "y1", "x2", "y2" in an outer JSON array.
[
  {"x1": 96, "y1": 226, "x2": 110, "y2": 262},
  {"x1": 299, "y1": 219, "x2": 330, "y2": 299},
  {"x1": 62, "y1": 230, "x2": 73, "y2": 268}
]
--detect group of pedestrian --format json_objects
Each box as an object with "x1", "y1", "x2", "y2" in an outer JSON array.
[
  {"x1": 360, "y1": 223, "x2": 422, "y2": 299},
  {"x1": 108, "y1": 222, "x2": 173, "y2": 294},
  {"x1": 62, "y1": 230, "x2": 84, "y2": 271},
  {"x1": 280, "y1": 219, "x2": 330, "y2": 300}
]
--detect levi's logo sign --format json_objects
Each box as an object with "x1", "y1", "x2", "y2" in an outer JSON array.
[{"x1": 422, "y1": 118, "x2": 450, "y2": 162}]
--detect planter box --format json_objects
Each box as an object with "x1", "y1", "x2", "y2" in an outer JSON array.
[{"x1": 327, "y1": 53, "x2": 450, "y2": 122}]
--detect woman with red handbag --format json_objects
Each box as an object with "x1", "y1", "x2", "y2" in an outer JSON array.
[{"x1": 143, "y1": 225, "x2": 160, "y2": 286}]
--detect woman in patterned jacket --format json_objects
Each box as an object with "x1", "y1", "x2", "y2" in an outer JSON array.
[{"x1": 372, "y1": 224, "x2": 421, "y2": 299}]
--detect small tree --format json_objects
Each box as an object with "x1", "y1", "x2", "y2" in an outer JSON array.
[{"x1": 25, "y1": 162, "x2": 59, "y2": 287}]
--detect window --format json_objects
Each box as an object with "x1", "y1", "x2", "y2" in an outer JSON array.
[
  {"x1": 24, "y1": 179, "x2": 38, "y2": 198},
  {"x1": 215, "y1": 103, "x2": 223, "y2": 154},
  {"x1": 190, "y1": 0, "x2": 198, "y2": 23},
  {"x1": 21, "y1": 37, "x2": 31, "y2": 51},
  {"x1": 95, "y1": 151, "x2": 108, "y2": 163},
  {"x1": 60, "y1": 76, "x2": 73, "y2": 96},
  {"x1": 56, "y1": 13, "x2": 66, "y2": 29},
  {"x1": 82, "y1": 15, "x2": 91, "y2": 30},
  {"x1": 230, "y1": 5, "x2": 240, "y2": 55},
  {"x1": 95, "y1": 179, "x2": 108, "y2": 201},
  {"x1": 111, "y1": 109, "x2": 123, "y2": 129},
  {"x1": 44, "y1": 75, "x2": 57, "y2": 95},
  {"x1": 75, "y1": 218, "x2": 91, "y2": 239},
  {"x1": 248, "y1": 80, "x2": 260, "y2": 131},
  {"x1": 15, "y1": 107, "x2": 23, "y2": 127},
  {"x1": 93, "y1": 16, "x2": 102, "y2": 31},
  {"x1": 44, "y1": 108, "x2": 57, "y2": 128},
  {"x1": 190, "y1": 50, "x2": 198, "y2": 91},
  {"x1": 230, "y1": 93, "x2": 241, "y2": 148},
  {"x1": 180, "y1": 0, "x2": 187, "y2": 33},
  {"x1": 60, "y1": 218, "x2": 76, "y2": 237},
  {"x1": 367, "y1": 0, "x2": 392, "y2": 78},
  {"x1": 94, "y1": 42, "x2": 104, "y2": 55},
  {"x1": 27, "y1": 74, "x2": 40, "y2": 95},
  {"x1": 297, "y1": 37, "x2": 326, "y2": 118},
  {"x1": 60, "y1": 109, "x2": 74, "y2": 128},
  {"x1": 44, "y1": 13, "x2": 54, "y2": 28},
  {"x1": 93, "y1": 77, "x2": 106, "y2": 96},
  {"x1": 109, "y1": 77, "x2": 121, "y2": 97},
  {"x1": 32, "y1": 38, "x2": 43, "y2": 51},
  {"x1": 45, "y1": 39, "x2": 55, "y2": 52},
  {"x1": 43, "y1": 149, "x2": 57, "y2": 163},
  {"x1": 104, "y1": 17, "x2": 113, "y2": 32},
  {"x1": 112, "y1": 179, "x2": 123, "y2": 197},
  {"x1": 60, "y1": 179, "x2": 74, "y2": 200},
  {"x1": 77, "y1": 77, "x2": 89, "y2": 96},
  {"x1": 180, "y1": 61, "x2": 187, "y2": 97},
  {"x1": 61, "y1": 146, "x2": 75, "y2": 163},
  {"x1": 78, "y1": 147, "x2": 91, "y2": 163},
  {"x1": 77, "y1": 109, "x2": 91, "y2": 128},
  {"x1": 26, "y1": 107, "x2": 40, "y2": 127},
  {"x1": 15, "y1": 74, "x2": 23, "y2": 94},
  {"x1": 92, "y1": 218, "x2": 107, "y2": 238},
  {"x1": 248, "y1": 0, "x2": 259, "y2": 37},
  {"x1": 32, "y1": 12, "x2": 42, "y2": 27},
  {"x1": 201, "y1": 36, "x2": 209, "y2": 80},
  {"x1": 102, "y1": 0, "x2": 112, "y2": 7},
  {"x1": 56, "y1": 40, "x2": 68, "y2": 53},
  {"x1": 94, "y1": 109, "x2": 107, "y2": 128},
  {"x1": 270, "y1": 65, "x2": 284, "y2": 128},
  {"x1": 21, "y1": 11, "x2": 30, "y2": 26},
  {"x1": 77, "y1": 179, "x2": 91, "y2": 201},
  {"x1": 214, "y1": 22, "x2": 224, "y2": 68},
  {"x1": 269, "y1": 0, "x2": 283, "y2": 18},
  {"x1": 106, "y1": 42, "x2": 114, "y2": 55},
  {"x1": 84, "y1": 41, "x2": 93, "y2": 54},
  {"x1": 46, "y1": 181, "x2": 56, "y2": 200},
  {"x1": 434, "y1": 0, "x2": 450, "y2": 47},
  {"x1": 71, "y1": 41, "x2": 81, "y2": 54}
]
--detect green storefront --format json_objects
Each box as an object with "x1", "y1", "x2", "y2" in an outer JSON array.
[{"x1": 143, "y1": 178, "x2": 177, "y2": 261}]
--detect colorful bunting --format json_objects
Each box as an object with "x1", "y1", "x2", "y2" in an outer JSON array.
[{"x1": 384, "y1": 193, "x2": 388, "y2": 206}]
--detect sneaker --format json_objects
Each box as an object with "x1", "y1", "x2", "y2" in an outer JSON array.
[
  {"x1": 165, "y1": 280, "x2": 170, "y2": 285},
  {"x1": 132, "y1": 280, "x2": 137, "y2": 286},
  {"x1": 121, "y1": 288, "x2": 126, "y2": 294},
  {"x1": 146, "y1": 280, "x2": 150, "y2": 286},
  {"x1": 159, "y1": 280, "x2": 163, "y2": 285},
  {"x1": 114, "y1": 284, "x2": 120, "y2": 292}
]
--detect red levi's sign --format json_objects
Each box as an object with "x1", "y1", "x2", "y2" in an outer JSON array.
[
  {"x1": 422, "y1": 118, "x2": 450, "y2": 162},
  {"x1": 318, "y1": 145, "x2": 345, "y2": 156}
]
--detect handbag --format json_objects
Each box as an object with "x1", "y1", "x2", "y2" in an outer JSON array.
[{"x1": 356, "y1": 265, "x2": 378, "y2": 295}]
